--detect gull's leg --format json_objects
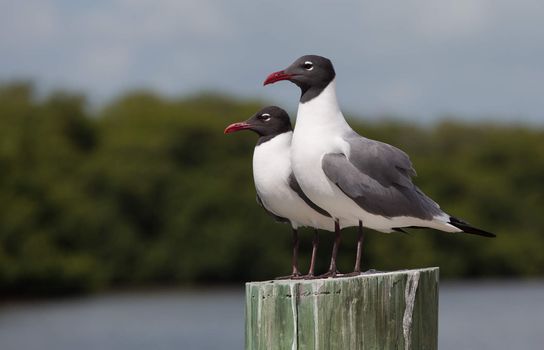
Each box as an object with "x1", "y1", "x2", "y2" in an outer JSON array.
[
  {"x1": 317, "y1": 219, "x2": 341, "y2": 278},
  {"x1": 344, "y1": 220, "x2": 365, "y2": 277},
  {"x1": 354, "y1": 220, "x2": 364, "y2": 273},
  {"x1": 303, "y1": 229, "x2": 320, "y2": 279},
  {"x1": 291, "y1": 227, "x2": 301, "y2": 277},
  {"x1": 275, "y1": 227, "x2": 301, "y2": 279}
]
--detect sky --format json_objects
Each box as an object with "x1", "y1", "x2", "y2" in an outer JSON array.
[{"x1": 1, "y1": 0, "x2": 543, "y2": 123}]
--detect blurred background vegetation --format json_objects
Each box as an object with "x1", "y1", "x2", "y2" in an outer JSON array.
[{"x1": 1, "y1": 82, "x2": 543, "y2": 298}]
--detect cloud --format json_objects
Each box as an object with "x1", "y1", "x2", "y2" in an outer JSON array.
[{"x1": 1, "y1": 0, "x2": 543, "y2": 123}]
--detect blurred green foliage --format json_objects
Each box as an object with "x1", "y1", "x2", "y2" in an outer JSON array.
[{"x1": 0, "y1": 82, "x2": 543, "y2": 297}]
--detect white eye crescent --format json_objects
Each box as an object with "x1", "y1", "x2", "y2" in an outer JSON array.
[
  {"x1": 260, "y1": 113, "x2": 271, "y2": 121},
  {"x1": 303, "y1": 61, "x2": 314, "y2": 71}
]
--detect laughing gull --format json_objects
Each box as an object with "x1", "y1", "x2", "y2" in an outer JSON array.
[
  {"x1": 225, "y1": 106, "x2": 344, "y2": 278},
  {"x1": 264, "y1": 55, "x2": 495, "y2": 277}
]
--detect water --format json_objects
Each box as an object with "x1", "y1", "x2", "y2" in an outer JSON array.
[
  {"x1": 439, "y1": 281, "x2": 544, "y2": 350},
  {"x1": 1, "y1": 281, "x2": 543, "y2": 350}
]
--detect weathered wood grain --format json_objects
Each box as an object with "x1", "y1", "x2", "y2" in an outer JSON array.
[{"x1": 245, "y1": 268, "x2": 438, "y2": 350}]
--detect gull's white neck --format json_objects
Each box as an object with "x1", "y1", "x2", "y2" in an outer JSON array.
[{"x1": 295, "y1": 79, "x2": 351, "y2": 134}]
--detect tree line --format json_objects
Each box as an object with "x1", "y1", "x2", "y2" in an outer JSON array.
[{"x1": 1, "y1": 82, "x2": 542, "y2": 297}]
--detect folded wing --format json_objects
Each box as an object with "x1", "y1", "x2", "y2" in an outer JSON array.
[{"x1": 322, "y1": 134, "x2": 442, "y2": 220}]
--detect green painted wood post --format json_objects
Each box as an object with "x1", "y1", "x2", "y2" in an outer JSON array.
[{"x1": 245, "y1": 267, "x2": 438, "y2": 350}]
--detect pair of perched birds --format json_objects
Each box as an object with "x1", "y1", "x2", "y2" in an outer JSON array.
[{"x1": 225, "y1": 55, "x2": 495, "y2": 279}]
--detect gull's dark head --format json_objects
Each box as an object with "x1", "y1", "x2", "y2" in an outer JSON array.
[
  {"x1": 263, "y1": 55, "x2": 336, "y2": 102},
  {"x1": 224, "y1": 106, "x2": 292, "y2": 142}
]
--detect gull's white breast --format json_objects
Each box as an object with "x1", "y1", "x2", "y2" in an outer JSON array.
[{"x1": 253, "y1": 132, "x2": 335, "y2": 231}]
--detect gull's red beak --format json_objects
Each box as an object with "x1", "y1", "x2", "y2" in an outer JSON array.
[
  {"x1": 224, "y1": 122, "x2": 252, "y2": 134},
  {"x1": 263, "y1": 70, "x2": 296, "y2": 86}
]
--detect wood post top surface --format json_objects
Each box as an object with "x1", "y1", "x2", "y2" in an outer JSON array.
[{"x1": 246, "y1": 267, "x2": 439, "y2": 287}]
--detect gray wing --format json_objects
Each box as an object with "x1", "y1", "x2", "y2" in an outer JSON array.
[
  {"x1": 345, "y1": 132, "x2": 416, "y2": 188},
  {"x1": 322, "y1": 134, "x2": 441, "y2": 220},
  {"x1": 288, "y1": 173, "x2": 331, "y2": 218},
  {"x1": 256, "y1": 194, "x2": 290, "y2": 224}
]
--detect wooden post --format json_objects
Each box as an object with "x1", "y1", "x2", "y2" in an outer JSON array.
[{"x1": 245, "y1": 267, "x2": 438, "y2": 350}]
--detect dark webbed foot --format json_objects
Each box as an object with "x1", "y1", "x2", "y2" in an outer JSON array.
[
  {"x1": 316, "y1": 269, "x2": 342, "y2": 279},
  {"x1": 275, "y1": 273, "x2": 302, "y2": 280},
  {"x1": 303, "y1": 275, "x2": 317, "y2": 280},
  {"x1": 300, "y1": 273, "x2": 318, "y2": 280}
]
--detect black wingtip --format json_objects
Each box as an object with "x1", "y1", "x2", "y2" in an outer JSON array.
[{"x1": 449, "y1": 216, "x2": 496, "y2": 238}]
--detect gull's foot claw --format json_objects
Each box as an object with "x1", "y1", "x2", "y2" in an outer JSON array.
[
  {"x1": 275, "y1": 273, "x2": 302, "y2": 280},
  {"x1": 300, "y1": 274, "x2": 320, "y2": 280},
  {"x1": 316, "y1": 270, "x2": 342, "y2": 279}
]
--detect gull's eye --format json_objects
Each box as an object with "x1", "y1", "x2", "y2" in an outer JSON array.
[
  {"x1": 258, "y1": 113, "x2": 271, "y2": 121},
  {"x1": 303, "y1": 61, "x2": 314, "y2": 71}
]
